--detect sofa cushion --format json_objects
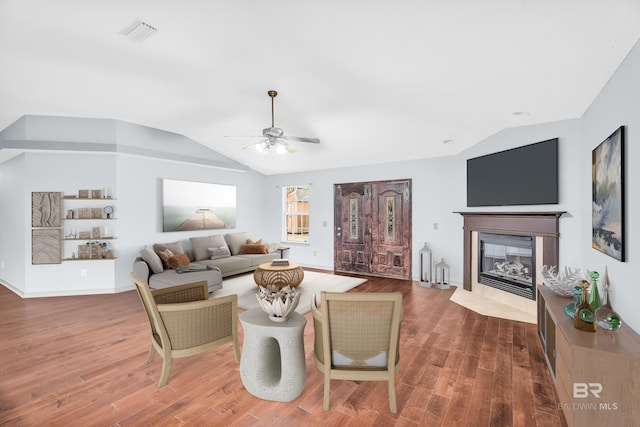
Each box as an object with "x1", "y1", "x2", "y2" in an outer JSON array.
[
  {"x1": 235, "y1": 253, "x2": 280, "y2": 267},
  {"x1": 190, "y1": 235, "x2": 228, "y2": 261},
  {"x1": 240, "y1": 243, "x2": 268, "y2": 254},
  {"x1": 208, "y1": 245, "x2": 231, "y2": 260},
  {"x1": 224, "y1": 232, "x2": 255, "y2": 256},
  {"x1": 140, "y1": 245, "x2": 163, "y2": 274},
  {"x1": 197, "y1": 257, "x2": 253, "y2": 275},
  {"x1": 156, "y1": 249, "x2": 175, "y2": 269},
  {"x1": 153, "y1": 241, "x2": 185, "y2": 255},
  {"x1": 167, "y1": 253, "x2": 190, "y2": 269}
]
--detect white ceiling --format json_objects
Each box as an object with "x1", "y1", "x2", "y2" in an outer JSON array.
[{"x1": 1, "y1": 1, "x2": 639, "y2": 175}]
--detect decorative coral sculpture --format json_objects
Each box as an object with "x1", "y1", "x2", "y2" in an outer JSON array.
[{"x1": 539, "y1": 265, "x2": 583, "y2": 297}]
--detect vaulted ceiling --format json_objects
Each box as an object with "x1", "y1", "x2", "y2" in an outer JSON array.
[{"x1": 1, "y1": 1, "x2": 639, "y2": 174}]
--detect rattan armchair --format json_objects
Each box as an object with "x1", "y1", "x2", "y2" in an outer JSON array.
[
  {"x1": 312, "y1": 291, "x2": 403, "y2": 413},
  {"x1": 132, "y1": 273, "x2": 240, "y2": 387}
]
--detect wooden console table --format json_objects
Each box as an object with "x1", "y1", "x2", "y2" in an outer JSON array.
[{"x1": 537, "y1": 284, "x2": 640, "y2": 426}]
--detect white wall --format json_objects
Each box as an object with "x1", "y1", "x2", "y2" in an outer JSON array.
[
  {"x1": 579, "y1": 39, "x2": 640, "y2": 333},
  {"x1": 0, "y1": 155, "x2": 27, "y2": 292}
]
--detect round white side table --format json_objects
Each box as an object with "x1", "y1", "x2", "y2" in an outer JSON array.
[{"x1": 239, "y1": 307, "x2": 307, "y2": 401}]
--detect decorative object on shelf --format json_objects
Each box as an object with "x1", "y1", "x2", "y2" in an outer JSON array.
[
  {"x1": 103, "y1": 205, "x2": 114, "y2": 219},
  {"x1": 596, "y1": 267, "x2": 622, "y2": 331},
  {"x1": 574, "y1": 280, "x2": 596, "y2": 332},
  {"x1": 592, "y1": 125, "x2": 625, "y2": 262},
  {"x1": 255, "y1": 285, "x2": 300, "y2": 322},
  {"x1": 91, "y1": 227, "x2": 101, "y2": 239},
  {"x1": 91, "y1": 208, "x2": 103, "y2": 219},
  {"x1": 563, "y1": 286, "x2": 582, "y2": 319},
  {"x1": 588, "y1": 270, "x2": 602, "y2": 311},
  {"x1": 539, "y1": 265, "x2": 582, "y2": 297},
  {"x1": 78, "y1": 189, "x2": 90, "y2": 199},
  {"x1": 91, "y1": 189, "x2": 103, "y2": 199},
  {"x1": 78, "y1": 208, "x2": 91, "y2": 219},
  {"x1": 419, "y1": 242, "x2": 432, "y2": 288},
  {"x1": 434, "y1": 258, "x2": 450, "y2": 290}
]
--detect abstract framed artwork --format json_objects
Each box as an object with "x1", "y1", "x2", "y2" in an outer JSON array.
[
  {"x1": 162, "y1": 179, "x2": 237, "y2": 232},
  {"x1": 592, "y1": 126, "x2": 625, "y2": 261},
  {"x1": 31, "y1": 192, "x2": 62, "y2": 227},
  {"x1": 32, "y1": 229, "x2": 62, "y2": 264}
]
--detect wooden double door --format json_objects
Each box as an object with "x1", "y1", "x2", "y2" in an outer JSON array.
[{"x1": 334, "y1": 179, "x2": 412, "y2": 279}]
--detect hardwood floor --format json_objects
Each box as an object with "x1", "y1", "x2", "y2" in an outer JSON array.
[{"x1": 0, "y1": 273, "x2": 566, "y2": 426}]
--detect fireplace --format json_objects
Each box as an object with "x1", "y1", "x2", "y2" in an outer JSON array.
[
  {"x1": 478, "y1": 233, "x2": 535, "y2": 300},
  {"x1": 457, "y1": 212, "x2": 565, "y2": 317}
]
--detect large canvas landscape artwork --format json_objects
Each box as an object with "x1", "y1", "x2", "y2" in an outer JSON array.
[
  {"x1": 162, "y1": 179, "x2": 236, "y2": 232},
  {"x1": 592, "y1": 126, "x2": 625, "y2": 261}
]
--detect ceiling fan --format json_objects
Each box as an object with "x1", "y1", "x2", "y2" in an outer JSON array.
[{"x1": 227, "y1": 90, "x2": 320, "y2": 154}]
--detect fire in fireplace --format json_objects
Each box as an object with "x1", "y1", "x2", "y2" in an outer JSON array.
[{"x1": 478, "y1": 232, "x2": 536, "y2": 300}]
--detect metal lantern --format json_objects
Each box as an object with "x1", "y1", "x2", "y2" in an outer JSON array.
[
  {"x1": 419, "y1": 242, "x2": 432, "y2": 288},
  {"x1": 434, "y1": 258, "x2": 450, "y2": 290}
]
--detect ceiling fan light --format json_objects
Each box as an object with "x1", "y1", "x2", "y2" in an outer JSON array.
[
  {"x1": 256, "y1": 143, "x2": 264, "y2": 153},
  {"x1": 276, "y1": 143, "x2": 287, "y2": 154}
]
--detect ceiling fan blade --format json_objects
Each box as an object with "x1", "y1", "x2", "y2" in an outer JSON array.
[{"x1": 284, "y1": 136, "x2": 320, "y2": 144}]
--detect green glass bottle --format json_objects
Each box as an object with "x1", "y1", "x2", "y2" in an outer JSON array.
[
  {"x1": 589, "y1": 271, "x2": 601, "y2": 311},
  {"x1": 574, "y1": 280, "x2": 596, "y2": 333}
]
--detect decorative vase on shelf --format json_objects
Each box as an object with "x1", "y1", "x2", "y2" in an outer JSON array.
[
  {"x1": 574, "y1": 280, "x2": 596, "y2": 332},
  {"x1": 588, "y1": 270, "x2": 601, "y2": 311},
  {"x1": 595, "y1": 267, "x2": 622, "y2": 331}
]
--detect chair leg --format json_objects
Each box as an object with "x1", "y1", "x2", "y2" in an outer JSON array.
[
  {"x1": 323, "y1": 375, "x2": 331, "y2": 410},
  {"x1": 146, "y1": 345, "x2": 156, "y2": 363},
  {"x1": 233, "y1": 335, "x2": 240, "y2": 363},
  {"x1": 157, "y1": 355, "x2": 173, "y2": 387},
  {"x1": 388, "y1": 378, "x2": 397, "y2": 414}
]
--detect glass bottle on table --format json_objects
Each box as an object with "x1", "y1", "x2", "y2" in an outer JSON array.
[
  {"x1": 588, "y1": 270, "x2": 601, "y2": 311},
  {"x1": 574, "y1": 280, "x2": 596, "y2": 333},
  {"x1": 596, "y1": 267, "x2": 622, "y2": 331}
]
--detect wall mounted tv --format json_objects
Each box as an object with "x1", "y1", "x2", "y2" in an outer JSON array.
[{"x1": 466, "y1": 138, "x2": 558, "y2": 207}]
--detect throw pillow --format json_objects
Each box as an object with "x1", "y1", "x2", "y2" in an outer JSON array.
[
  {"x1": 156, "y1": 248, "x2": 174, "y2": 269},
  {"x1": 224, "y1": 232, "x2": 255, "y2": 255},
  {"x1": 247, "y1": 238, "x2": 263, "y2": 245},
  {"x1": 139, "y1": 245, "x2": 164, "y2": 274},
  {"x1": 153, "y1": 241, "x2": 185, "y2": 255},
  {"x1": 208, "y1": 246, "x2": 231, "y2": 260},
  {"x1": 240, "y1": 243, "x2": 268, "y2": 254},
  {"x1": 167, "y1": 253, "x2": 191, "y2": 269},
  {"x1": 190, "y1": 235, "x2": 228, "y2": 261}
]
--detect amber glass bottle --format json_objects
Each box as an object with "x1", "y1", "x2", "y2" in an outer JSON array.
[{"x1": 574, "y1": 280, "x2": 596, "y2": 332}]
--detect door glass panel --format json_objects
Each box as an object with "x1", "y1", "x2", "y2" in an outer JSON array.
[
  {"x1": 385, "y1": 196, "x2": 395, "y2": 240},
  {"x1": 349, "y1": 198, "x2": 358, "y2": 238}
]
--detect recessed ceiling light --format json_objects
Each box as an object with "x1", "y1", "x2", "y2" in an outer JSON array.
[
  {"x1": 122, "y1": 20, "x2": 158, "y2": 42},
  {"x1": 442, "y1": 139, "x2": 454, "y2": 144},
  {"x1": 512, "y1": 111, "x2": 530, "y2": 116}
]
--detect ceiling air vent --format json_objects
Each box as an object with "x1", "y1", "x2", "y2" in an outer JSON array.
[{"x1": 122, "y1": 20, "x2": 158, "y2": 42}]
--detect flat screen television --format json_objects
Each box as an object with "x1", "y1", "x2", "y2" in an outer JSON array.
[{"x1": 466, "y1": 138, "x2": 558, "y2": 207}]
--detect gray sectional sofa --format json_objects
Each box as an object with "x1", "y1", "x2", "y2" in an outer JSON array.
[{"x1": 133, "y1": 231, "x2": 280, "y2": 293}]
